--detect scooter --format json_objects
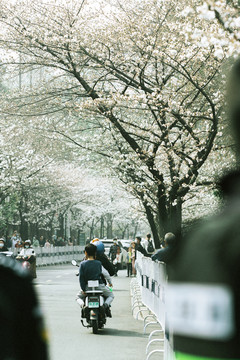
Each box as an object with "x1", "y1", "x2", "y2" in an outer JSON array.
[
  {"x1": 72, "y1": 259, "x2": 107, "y2": 334},
  {"x1": 16, "y1": 254, "x2": 37, "y2": 278}
]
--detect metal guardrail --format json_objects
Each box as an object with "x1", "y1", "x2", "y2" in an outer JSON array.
[{"x1": 135, "y1": 252, "x2": 175, "y2": 360}]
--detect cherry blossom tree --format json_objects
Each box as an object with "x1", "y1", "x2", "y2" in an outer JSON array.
[
  {"x1": 0, "y1": 0, "x2": 233, "y2": 246},
  {"x1": 195, "y1": 0, "x2": 240, "y2": 52}
]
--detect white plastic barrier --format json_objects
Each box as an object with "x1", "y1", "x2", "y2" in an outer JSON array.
[
  {"x1": 136, "y1": 252, "x2": 175, "y2": 360},
  {"x1": 141, "y1": 255, "x2": 167, "y2": 328},
  {"x1": 33, "y1": 245, "x2": 85, "y2": 266}
]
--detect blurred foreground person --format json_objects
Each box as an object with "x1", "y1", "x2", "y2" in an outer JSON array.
[
  {"x1": 167, "y1": 59, "x2": 240, "y2": 359},
  {"x1": 0, "y1": 255, "x2": 48, "y2": 360}
]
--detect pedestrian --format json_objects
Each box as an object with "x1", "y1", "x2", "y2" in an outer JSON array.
[
  {"x1": 109, "y1": 238, "x2": 118, "y2": 263},
  {"x1": 32, "y1": 236, "x2": 40, "y2": 247},
  {"x1": 131, "y1": 241, "x2": 136, "y2": 276},
  {"x1": 126, "y1": 245, "x2": 133, "y2": 277},
  {"x1": 135, "y1": 236, "x2": 149, "y2": 258},
  {"x1": 143, "y1": 233, "x2": 155, "y2": 255},
  {"x1": 6, "y1": 236, "x2": 12, "y2": 249},
  {"x1": 39, "y1": 236, "x2": 45, "y2": 247},
  {"x1": 44, "y1": 239, "x2": 51, "y2": 248},
  {"x1": 113, "y1": 245, "x2": 123, "y2": 276},
  {"x1": 68, "y1": 237, "x2": 73, "y2": 246},
  {"x1": 151, "y1": 233, "x2": 176, "y2": 263},
  {"x1": 11, "y1": 231, "x2": 22, "y2": 249}
]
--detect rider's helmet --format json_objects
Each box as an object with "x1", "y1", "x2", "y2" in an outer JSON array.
[
  {"x1": 90, "y1": 238, "x2": 105, "y2": 255},
  {"x1": 24, "y1": 240, "x2": 31, "y2": 248}
]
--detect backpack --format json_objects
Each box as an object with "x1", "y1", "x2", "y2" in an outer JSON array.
[{"x1": 147, "y1": 240, "x2": 154, "y2": 253}]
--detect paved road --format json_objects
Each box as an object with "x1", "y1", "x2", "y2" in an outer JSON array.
[{"x1": 34, "y1": 265, "x2": 147, "y2": 360}]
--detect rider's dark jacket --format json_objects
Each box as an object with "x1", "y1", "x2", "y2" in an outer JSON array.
[
  {"x1": 97, "y1": 253, "x2": 115, "y2": 276},
  {"x1": 79, "y1": 259, "x2": 103, "y2": 291}
]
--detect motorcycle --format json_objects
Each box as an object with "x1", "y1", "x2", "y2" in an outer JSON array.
[
  {"x1": 16, "y1": 253, "x2": 37, "y2": 278},
  {"x1": 72, "y1": 259, "x2": 107, "y2": 334}
]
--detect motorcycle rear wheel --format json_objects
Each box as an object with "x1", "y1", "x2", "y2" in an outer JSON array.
[{"x1": 92, "y1": 320, "x2": 98, "y2": 334}]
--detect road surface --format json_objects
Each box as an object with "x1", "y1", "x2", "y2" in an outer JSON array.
[{"x1": 34, "y1": 265, "x2": 147, "y2": 360}]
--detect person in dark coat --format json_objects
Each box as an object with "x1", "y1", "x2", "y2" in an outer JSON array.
[
  {"x1": 135, "y1": 236, "x2": 149, "y2": 258},
  {"x1": 109, "y1": 238, "x2": 118, "y2": 262},
  {"x1": 151, "y1": 233, "x2": 176, "y2": 263},
  {"x1": 91, "y1": 238, "x2": 115, "y2": 276}
]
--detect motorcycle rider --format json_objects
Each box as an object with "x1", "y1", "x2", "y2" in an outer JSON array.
[
  {"x1": 77, "y1": 244, "x2": 114, "y2": 317},
  {"x1": 91, "y1": 238, "x2": 115, "y2": 276},
  {"x1": 0, "y1": 238, "x2": 8, "y2": 252},
  {"x1": 17, "y1": 240, "x2": 37, "y2": 278}
]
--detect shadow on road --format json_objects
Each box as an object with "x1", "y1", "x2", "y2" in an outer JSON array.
[
  {"x1": 111, "y1": 289, "x2": 129, "y2": 292},
  {"x1": 98, "y1": 328, "x2": 144, "y2": 337}
]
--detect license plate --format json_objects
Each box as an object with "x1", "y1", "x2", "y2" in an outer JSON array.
[{"x1": 88, "y1": 302, "x2": 99, "y2": 308}]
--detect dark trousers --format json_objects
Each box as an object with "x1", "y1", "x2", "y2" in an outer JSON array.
[
  {"x1": 114, "y1": 262, "x2": 122, "y2": 274},
  {"x1": 127, "y1": 263, "x2": 132, "y2": 277}
]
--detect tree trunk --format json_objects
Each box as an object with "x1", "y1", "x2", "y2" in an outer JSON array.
[
  {"x1": 168, "y1": 198, "x2": 182, "y2": 235},
  {"x1": 121, "y1": 224, "x2": 128, "y2": 239},
  {"x1": 157, "y1": 186, "x2": 169, "y2": 240},
  {"x1": 143, "y1": 202, "x2": 161, "y2": 249},
  {"x1": 19, "y1": 194, "x2": 28, "y2": 240},
  {"x1": 106, "y1": 213, "x2": 113, "y2": 239},
  {"x1": 89, "y1": 219, "x2": 95, "y2": 241},
  {"x1": 58, "y1": 214, "x2": 64, "y2": 237},
  {"x1": 100, "y1": 216, "x2": 104, "y2": 238},
  {"x1": 19, "y1": 209, "x2": 28, "y2": 240}
]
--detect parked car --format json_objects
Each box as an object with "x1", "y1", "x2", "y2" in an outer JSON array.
[
  {"x1": 100, "y1": 239, "x2": 114, "y2": 257},
  {"x1": 100, "y1": 239, "x2": 129, "y2": 268}
]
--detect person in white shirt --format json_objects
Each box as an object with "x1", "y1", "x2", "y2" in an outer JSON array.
[{"x1": 143, "y1": 233, "x2": 155, "y2": 255}]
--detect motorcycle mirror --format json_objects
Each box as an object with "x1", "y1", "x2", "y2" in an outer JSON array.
[{"x1": 71, "y1": 260, "x2": 78, "y2": 267}]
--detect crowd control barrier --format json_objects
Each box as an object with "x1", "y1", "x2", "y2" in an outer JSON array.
[
  {"x1": 134, "y1": 252, "x2": 175, "y2": 360},
  {"x1": 13, "y1": 245, "x2": 85, "y2": 266}
]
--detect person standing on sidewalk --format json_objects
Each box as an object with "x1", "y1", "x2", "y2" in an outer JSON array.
[
  {"x1": 126, "y1": 244, "x2": 133, "y2": 277},
  {"x1": 143, "y1": 233, "x2": 155, "y2": 256},
  {"x1": 113, "y1": 246, "x2": 123, "y2": 276},
  {"x1": 135, "y1": 236, "x2": 148, "y2": 258},
  {"x1": 131, "y1": 241, "x2": 136, "y2": 276},
  {"x1": 109, "y1": 238, "x2": 118, "y2": 263}
]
